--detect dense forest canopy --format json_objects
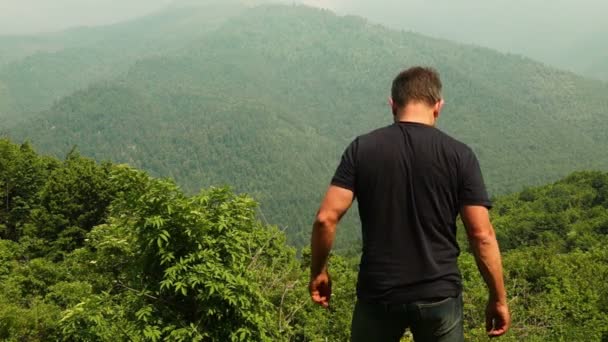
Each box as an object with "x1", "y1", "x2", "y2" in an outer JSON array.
[
  {"x1": 4, "y1": 4, "x2": 608, "y2": 246},
  {"x1": 0, "y1": 139, "x2": 607, "y2": 341}
]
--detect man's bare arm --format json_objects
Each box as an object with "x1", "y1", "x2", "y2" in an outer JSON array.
[
  {"x1": 311, "y1": 185, "x2": 354, "y2": 276},
  {"x1": 460, "y1": 205, "x2": 510, "y2": 337},
  {"x1": 309, "y1": 185, "x2": 354, "y2": 308}
]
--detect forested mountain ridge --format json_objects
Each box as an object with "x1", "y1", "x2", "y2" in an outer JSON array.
[
  {"x1": 7, "y1": 5, "x2": 608, "y2": 246},
  {"x1": 0, "y1": 0, "x2": 248, "y2": 123},
  {"x1": 324, "y1": 0, "x2": 608, "y2": 81},
  {"x1": 1, "y1": 138, "x2": 607, "y2": 341},
  {"x1": 0, "y1": 80, "x2": 11, "y2": 126}
]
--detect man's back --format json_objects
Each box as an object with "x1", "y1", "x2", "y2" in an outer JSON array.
[
  {"x1": 332, "y1": 121, "x2": 491, "y2": 303},
  {"x1": 308, "y1": 67, "x2": 509, "y2": 342}
]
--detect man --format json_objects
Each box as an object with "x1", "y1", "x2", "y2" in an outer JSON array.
[{"x1": 309, "y1": 67, "x2": 510, "y2": 341}]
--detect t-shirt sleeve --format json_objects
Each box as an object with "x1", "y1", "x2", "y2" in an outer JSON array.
[
  {"x1": 459, "y1": 149, "x2": 492, "y2": 209},
  {"x1": 331, "y1": 139, "x2": 358, "y2": 192}
]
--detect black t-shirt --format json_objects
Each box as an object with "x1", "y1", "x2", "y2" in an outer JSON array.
[{"x1": 331, "y1": 121, "x2": 491, "y2": 304}]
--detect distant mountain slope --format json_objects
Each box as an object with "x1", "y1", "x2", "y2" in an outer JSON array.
[
  {"x1": 0, "y1": 80, "x2": 11, "y2": 128},
  {"x1": 0, "y1": 35, "x2": 64, "y2": 67},
  {"x1": 0, "y1": 1, "x2": 247, "y2": 123},
  {"x1": 323, "y1": 0, "x2": 608, "y2": 81},
  {"x1": 10, "y1": 5, "x2": 608, "y2": 246},
  {"x1": 0, "y1": 1, "x2": 248, "y2": 65}
]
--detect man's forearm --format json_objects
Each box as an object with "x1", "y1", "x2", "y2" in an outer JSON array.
[
  {"x1": 310, "y1": 218, "x2": 337, "y2": 277},
  {"x1": 469, "y1": 230, "x2": 507, "y2": 303},
  {"x1": 310, "y1": 186, "x2": 353, "y2": 278}
]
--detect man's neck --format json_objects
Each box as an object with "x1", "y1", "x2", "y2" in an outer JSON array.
[
  {"x1": 395, "y1": 114, "x2": 436, "y2": 127},
  {"x1": 393, "y1": 103, "x2": 437, "y2": 126},
  {"x1": 395, "y1": 118, "x2": 435, "y2": 127}
]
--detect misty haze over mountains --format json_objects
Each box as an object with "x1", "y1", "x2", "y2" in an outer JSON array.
[
  {"x1": 318, "y1": 0, "x2": 608, "y2": 80},
  {"x1": 1, "y1": 0, "x2": 607, "y2": 80}
]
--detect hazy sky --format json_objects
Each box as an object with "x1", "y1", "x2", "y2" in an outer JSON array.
[
  {"x1": 304, "y1": 0, "x2": 608, "y2": 74},
  {"x1": 324, "y1": 0, "x2": 608, "y2": 47},
  {"x1": 0, "y1": 0, "x2": 171, "y2": 35},
  {"x1": 2, "y1": 0, "x2": 605, "y2": 41}
]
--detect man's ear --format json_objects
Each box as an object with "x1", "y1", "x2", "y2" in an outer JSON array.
[
  {"x1": 388, "y1": 97, "x2": 397, "y2": 116},
  {"x1": 433, "y1": 99, "x2": 445, "y2": 117}
]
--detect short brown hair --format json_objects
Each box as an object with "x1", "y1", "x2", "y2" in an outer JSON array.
[{"x1": 391, "y1": 67, "x2": 442, "y2": 107}]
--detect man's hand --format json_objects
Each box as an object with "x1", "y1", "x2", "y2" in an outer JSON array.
[
  {"x1": 486, "y1": 299, "x2": 510, "y2": 337},
  {"x1": 309, "y1": 271, "x2": 332, "y2": 308}
]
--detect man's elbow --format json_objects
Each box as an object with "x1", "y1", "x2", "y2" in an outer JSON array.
[
  {"x1": 314, "y1": 211, "x2": 338, "y2": 230},
  {"x1": 467, "y1": 225, "x2": 497, "y2": 245}
]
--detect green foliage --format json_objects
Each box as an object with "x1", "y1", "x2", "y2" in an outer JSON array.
[
  {"x1": 461, "y1": 246, "x2": 608, "y2": 341},
  {"x1": 1, "y1": 139, "x2": 608, "y2": 340},
  {"x1": 492, "y1": 171, "x2": 608, "y2": 251},
  {"x1": 0, "y1": 139, "x2": 302, "y2": 340},
  {"x1": 27, "y1": 149, "x2": 116, "y2": 259},
  {"x1": 0, "y1": 244, "x2": 69, "y2": 341},
  {"x1": 0, "y1": 140, "x2": 53, "y2": 241},
  {"x1": 41, "y1": 160, "x2": 305, "y2": 341},
  {"x1": 0, "y1": 139, "x2": 116, "y2": 260},
  {"x1": 287, "y1": 248, "x2": 358, "y2": 342}
]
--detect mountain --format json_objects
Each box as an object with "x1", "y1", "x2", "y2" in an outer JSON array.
[
  {"x1": 8, "y1": 4, "x2": 608, "y2": 246},
  {"x1": 0, "y1": 0, "x2": 248, "y2": 124},
  {"x1": 322, "y1": 0, "x2": 608, "y2": 81},
  {"x1": 0, "y1": 80, "x2": 11, "y2": 123}
]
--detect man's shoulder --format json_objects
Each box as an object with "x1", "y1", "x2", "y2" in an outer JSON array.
[
  {"x1": 434, "y1": 128, "x2": 474, "y2": 155},
  {"x1": 356, "y1": 124, "x2": 398, "y2": 142},
  {"x1": 349, "y1": 124, "x2": 475, "y2": 157}
]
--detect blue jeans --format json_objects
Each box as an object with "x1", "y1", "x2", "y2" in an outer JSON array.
[{"x1": 350, "y1": 294, "x2": 464, "y2": 342}]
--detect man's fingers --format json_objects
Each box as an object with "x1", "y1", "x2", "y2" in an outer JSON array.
[
  {"x1": 309, "y1": 272, "x2": 332, "y2": 309},
  {"x1": 310, "y1": 288, "x2": 330, "y2": 307},
  {"x1": 488, "y1": 327, "x2": 507, "y2": 337},
  {"x1": 487, "y1": 317, "x2": 508, "y2": 337},
  {"x1": 310, "y1": 292, "x2": 329, "y2": 308},
  {"x1": 486, "y1": 301, "x2": 510, "y2": 337}
]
